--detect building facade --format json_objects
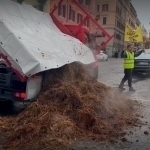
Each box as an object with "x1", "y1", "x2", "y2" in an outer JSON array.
[
  {"x1": 12, "y1": 0, "x2": 141, "y2": 56},
  {"x1": 95, "y1": 0, "x2": 140, "y2": 56},
  {"x1": 128, "y1": 2, "x2": 137, "y2": 28},
  {"x1": 142, "y1": 26, "x2": 148, "y2": 37},
  {"x1": 142, "y1": 27, "x2": 149, "y2": 49},
  {"x1": 136, "y1": 18, "x2": 141, "y2": 27}
]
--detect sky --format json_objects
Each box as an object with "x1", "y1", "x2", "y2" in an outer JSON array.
[{"x1": 132, "y1": 0, "x2": 150, "y2": 31}]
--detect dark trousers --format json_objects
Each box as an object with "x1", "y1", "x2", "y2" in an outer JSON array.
[{"x1": 120, "y1": 69, "x2": 132, "y2": 87}]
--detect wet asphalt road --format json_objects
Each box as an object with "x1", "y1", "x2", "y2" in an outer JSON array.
[
  {"x1": 97, "y1": 58, "x2": 150, "y2": 101},
  {"x1": 72, "y1": 58, "x2": 150, "y2": 150}
]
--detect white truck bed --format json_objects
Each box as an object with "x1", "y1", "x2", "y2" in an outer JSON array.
[{"x1": 0, "y1": 0, "x2": 95, "y2": 77}]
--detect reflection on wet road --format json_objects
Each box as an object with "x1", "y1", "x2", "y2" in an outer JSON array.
[
  {"x1": 98, "y1": 58, "x2": 150, "y2": 101},
  {"x1": 72, "y1": 58, "x2": 150, "y2": 150},
  {"x1": 97, "y1": 58, "x2": 150, "y2": 150}
]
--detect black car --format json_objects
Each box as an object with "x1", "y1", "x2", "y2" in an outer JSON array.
[{"x1": 133, "y1": 49, "x2": 150, "y2": 74}]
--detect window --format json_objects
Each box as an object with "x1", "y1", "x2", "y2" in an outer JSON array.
[
  {"x1": 78, "y1": 0, "x2": 83, "y2": 4},
  {"x1": 85, "y1": 0, "x2": 91, "y2": 5},
  {"x1": 120, "y1": 23, "x2": 125, "y2": 31},
  {"x1": 130, "y1": 21, "x2": 135, "y2": 28},
  {"x1": 123, "y1": 5, "x2": 127, "y2": 12},
  {"x1": 103, "y1": 17, "x2": 107, "y2": 25},
  {"x1": 77, "y1": 13, "x2": 83, "y2": 23},
  {"x1": 116, "y1": 18, "x2": 125, "y2": 31},
  {"x1": 69, "y1": 6, "x2": 75, "y2": 21},
  {"x1": 97, "y1": 4, "x2": 100, "y2": 12},
  {"x1": 102, "y1": 4, "x2": 108, "y2": 11},
  {"x1": 116, "y1": 34, "x2": 121, "y2": 40},
  {"x1": 116, "y1": 5, "x2": 118, "y2": 13},
  {"x1": 117, "y1": 20, "x2": 120, "y2": 28},
  {"x1": 84, "y1": 20, "x2": 89, "y2": 27},
  {"x1": 116, "y1": 5, "x2": 122, "y2": 17},
  {"x1": 58, "y1": 5, "x2": 66, "y2": 17},
  {"x1": 62, "y1": 5, "x2": 66, "y2": 17}
]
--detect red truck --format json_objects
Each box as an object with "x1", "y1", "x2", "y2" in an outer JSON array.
[
  {"x1": 0, "y1": 0, "x2": 113, "y2": 113},
  {"x1": 50, "y1": 0, "x2": 113, "y2": 78}
]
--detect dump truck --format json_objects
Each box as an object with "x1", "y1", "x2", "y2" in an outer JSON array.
[{"x1": 0, "y1": 0, "x2": 112, "y2": 112}]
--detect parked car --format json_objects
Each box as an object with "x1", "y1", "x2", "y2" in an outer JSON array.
[
  {"x1": 96, "y1": 51, "x2": 108, "y2": 61},
  {"x1": 133, "y1": 49, "x2": 150, "y2": 74}
]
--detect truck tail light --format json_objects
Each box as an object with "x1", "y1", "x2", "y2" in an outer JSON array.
[{"x1": 13, "y1": 92, "x2": 26, "y2": 100}]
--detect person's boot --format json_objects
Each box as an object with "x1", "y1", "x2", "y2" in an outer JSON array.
[
  {"x1": 129, "y1": 87, "x2": 135, "y2": 92},
  {"x1": 119, "y1": 85, "x2": 125, "y2": 91}
]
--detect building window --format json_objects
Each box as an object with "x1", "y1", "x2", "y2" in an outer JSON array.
[
  {"x1": 116, "y1": 5, "x2": 122, "y2": 17},
  {"x1": 62, "y1": 5, "x2": 66, "y2": 17},
  {"x1": 117, "y1": 20, "x2": 120, "y2": 28},
  {"x1": 69, "y1": 6, "x2": 75, "y2": 21},
  {"x1": 58, "y1": 5, "x2": 66, "y2": 17},
  {"x1": 116, "y1": 5, "x2": 118, "y2": 12},
  {"x1": 102, "y1": 4, "x2": 108, "y2": 11},
  {"x1": 77, "y1": 13, "x2": 83, "y2": 23},
  {"x1": 84, "y1": 20, "x2": 89, "y2": 27},
  {"x1": 121, "y1": 23, "x2": 125, "y2": 31},
  {"x1": 116, "y1": 18, "x2": 125, "y2": 31},
  {"x1": 97, "y1": 4, "x2": 100, "y2": 12},
  {"x1": 116, "y1": 34, "x2": 121, "y2": 40},
  {"x1": 130, "y1": 21, "x2": 135, "y2": 28},
  {"x1": 85, "y1": 0, "x2": 91, "y2": 5},
  {"x1": 78, "y1": 0, "x2": 83, "y2": 4},
  {"x1": 102, "y1": 17, "x2": 107, "y2": 25}
]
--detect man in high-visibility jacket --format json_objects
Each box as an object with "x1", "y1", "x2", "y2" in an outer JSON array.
[{"x1": 119, "y1": 45, "x2": 144, "y2": 91}]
